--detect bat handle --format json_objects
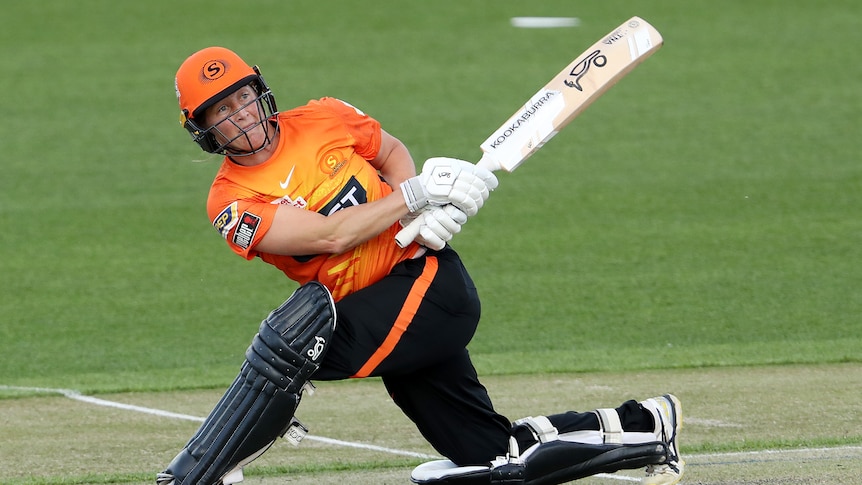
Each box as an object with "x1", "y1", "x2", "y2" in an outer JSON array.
[
  {"x1": 394, "y1": 155, "x2": 499, "y2": 248},
  {"x1": 395, "y1": 216, "x2": 423, "y2": 248}
]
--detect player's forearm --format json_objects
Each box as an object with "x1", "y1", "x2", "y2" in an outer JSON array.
[
  {"x1": 319, "y1": 192, "x2": 409, "y2": 252},
  {"x1": 255, "y1": 192, "x2": 409, "y2": 256}
]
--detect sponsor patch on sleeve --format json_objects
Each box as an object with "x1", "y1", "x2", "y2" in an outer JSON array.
[
  {"x1": 212, "y1": 202, "x2": 239, "y2": 239},
  {"x1": 233, "y1": 211, "x2": 262, "y2": 249}
]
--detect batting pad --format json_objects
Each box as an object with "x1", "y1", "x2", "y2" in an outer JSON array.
[
  {"x1": 412, "y1": 441, "x2": 668, "y2": 484},
  {"x1": 158, "y1": 282, "x2": 336, "y2": 485}
]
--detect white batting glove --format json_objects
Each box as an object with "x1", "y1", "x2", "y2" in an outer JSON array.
[
  {"x1": 400, "y1": 157, "x2": 498, "y2": 216},
  {"x1": 413, "y1": 205, "x2": 468, "y2": 250}
]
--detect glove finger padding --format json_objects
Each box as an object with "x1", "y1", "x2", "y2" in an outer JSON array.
[
  {"x1": 417, "y1": 226, "x2": 447, "y2": 251},
  {"x1": 400, "y1": 157, "x2": 498, "y2": 214},
  {"x1": 443, "y1": 204, "x2": 468, "y2": 224},
  {"x1": 417, "y1": 205, "x2": 468, "y2": 250},
  {"x1": 473, "y1": 165, "x2": 499, "y2": 192},
  {"x1": 445, "y1": 171, "x2": 490, "y2": 216},
  {"x1": 447, "y1": 165, "x2": 497, "y2": 215},
  {"x1": 428, "y1": 205, "x2": 467, "y2": 234}
]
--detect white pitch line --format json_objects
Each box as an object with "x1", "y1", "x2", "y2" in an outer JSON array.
[
  {"x1": 305, "y1": 435, "x2": 436, "y2": 459},
  {"x1": 684, "y1": 417, "x2": 743, "y2": 428},
  {"x1": 0, "y1": 385, "x2": 435, "y2": 459},
  {"x1": 2, "y1": 385, "x2": 639, "y2": 480},
  {"x1": 692, "y1": 445, "x2": 862, "y2": 461},
  {"x1": 8, "y1": 385, "x2": 854, "y2": 482},
  {"x1": 593, "y1": 473, "x2": 640, "y2": 482}
]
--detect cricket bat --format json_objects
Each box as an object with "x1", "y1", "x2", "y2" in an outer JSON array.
[{"x1": 395, "y1": 16, "x2": 663, "y2": 248}]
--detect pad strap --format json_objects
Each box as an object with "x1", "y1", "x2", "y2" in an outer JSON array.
[
  {"x1": 595, "y1": 408, "x2": 623, "y2": 444},
  {"x1": 512, "y1": 416, "x2": 559, "y2": 444}
]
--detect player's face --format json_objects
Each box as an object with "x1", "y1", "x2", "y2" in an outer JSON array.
[{"x1": 204, "y1": 85, "x2": 272, "y2": 152}]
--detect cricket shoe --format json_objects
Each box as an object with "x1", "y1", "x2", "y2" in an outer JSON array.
[{"x1": 641, "y1": 394, "x2": 684, "y2": 485}]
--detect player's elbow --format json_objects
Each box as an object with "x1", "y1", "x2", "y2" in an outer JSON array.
[
  {"x1": 321, "y1": 236, "x2": 354, "y2": 255},
  {"x1": 294, "y1": 226, "x2": 358, "y2": 255}
]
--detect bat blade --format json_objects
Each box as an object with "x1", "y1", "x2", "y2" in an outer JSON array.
[
  {"x1": 395, "y1": 16, "x2": 663, "y2": 248},
  {"x1": 478, "y1": 16, "x2": 663, "y2": 172}
]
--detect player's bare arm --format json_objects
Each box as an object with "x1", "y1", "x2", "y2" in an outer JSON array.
[
  {"x1": 253, "y1": 131, "x2": 423, "y2": 256},
  {"x1": 370, "y1": 129, "x2": 417, "y2": 188},
  {"x1": 256, "y1": 132, "x2": 494, "y2": 256},
  {"x1": 254, "y1": 191, "x2": 409, "y2": 256}
]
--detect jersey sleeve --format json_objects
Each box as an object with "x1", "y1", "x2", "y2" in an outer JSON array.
[
  {"x1": 207, "y1": 186, "x2": 278, "y2": 260},
  {"x1": 311, "y1": 97, "x2": 382, "y2": 160}
]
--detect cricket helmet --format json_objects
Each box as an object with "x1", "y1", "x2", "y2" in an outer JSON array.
[{"x1": 175, "y1": 46, "x2": 278, "y2": 155}]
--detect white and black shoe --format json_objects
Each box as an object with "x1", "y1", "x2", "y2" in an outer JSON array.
[{"x1": 641, "y1": 394, "x2": 684, "y2": 485}]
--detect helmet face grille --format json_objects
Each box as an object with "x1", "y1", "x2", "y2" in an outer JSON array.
[{"x1": 185, "y1": 84, "x2": 278, "y2": 156}]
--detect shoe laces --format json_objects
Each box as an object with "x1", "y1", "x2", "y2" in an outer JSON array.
[{"x1": 646, "y1": 461, "x2": 680, "y2": 476}]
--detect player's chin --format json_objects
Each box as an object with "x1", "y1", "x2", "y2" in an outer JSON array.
[
  {"x1": 229, "y1": 140, "x2": 256, "y2": 152},
  {"x1": 226, "y1": 133, "x2": 268, "y2": 154},
  {"x1": 243, "y1": 128, "x2": 271, "y2": 149}
]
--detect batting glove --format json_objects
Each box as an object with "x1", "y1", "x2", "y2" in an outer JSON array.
[
  {"x1": 400, "y1": 157, "x2": 498, "y2": 216},
  {"x1": 413, "y1": 205, "x2": 468, "y2": 250}
]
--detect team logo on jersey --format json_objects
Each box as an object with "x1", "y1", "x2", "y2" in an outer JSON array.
[
  {"x1": 319, "y1": 148, "x2": 348, "y2": 178},
  {"x1": 233, "y1": 211, "x2": 261, "y2": 249},
  {"x1": 320, "y1": 176, "x2": 367, "y2": 216},
  {"x1": 212, "y1": 202, "x2": 239, "y2": 239}
]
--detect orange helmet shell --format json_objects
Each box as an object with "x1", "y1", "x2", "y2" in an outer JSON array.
[{"x1": 175, "y1": 46, "x2": 258, "y2": 122}]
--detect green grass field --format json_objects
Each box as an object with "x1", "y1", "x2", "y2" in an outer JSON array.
[{"x1": 1, "y1": 0, "x2": 860, "y2": 484}]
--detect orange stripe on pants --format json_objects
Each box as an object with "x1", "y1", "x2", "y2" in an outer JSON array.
[{"x1": 351, "y1": 256, "x2": 439, "y2": 378}]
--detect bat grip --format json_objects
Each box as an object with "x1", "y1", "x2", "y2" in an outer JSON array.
[
  {"x1": 394, "y1": 155, "x2": 499, "y2": 248},
  {"x1": 395, "y1": 216, "x2": 423, "y2": 248}
]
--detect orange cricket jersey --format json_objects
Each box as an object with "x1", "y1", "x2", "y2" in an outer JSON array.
[{"x1": 206, "y1": 97, "x2": 418, "y2": 301}]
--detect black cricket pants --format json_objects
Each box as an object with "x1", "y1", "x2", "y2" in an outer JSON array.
[
  {"x1": 312, "y1": 246, "x2": 656, "y2": 465},
  {"x1": 313, "y1": 246, "x2": 512, "y2": 465}
]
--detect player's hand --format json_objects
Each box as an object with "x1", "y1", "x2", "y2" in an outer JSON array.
[
  {"x1": 408, "y1": 205, "x2": 468, "y2": 250},
  {"x1": 400, "y1": 157, "x2": 498, "y2": 215}
]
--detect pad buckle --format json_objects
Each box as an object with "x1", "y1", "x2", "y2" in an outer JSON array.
[
  {"x1": 221, "y1": 467, "x2": 244, "y2": 485},
  {"x1": 302, "y1": 381, "x2": 316, "y2": 396},
  {"x1": 284, "y1": 417, "x2": 309, "y2": 446}
]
